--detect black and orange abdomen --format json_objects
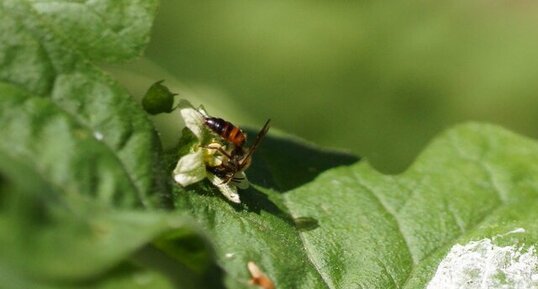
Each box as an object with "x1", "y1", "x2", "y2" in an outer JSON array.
[{"x1": 205, "y1": 117, "x2": 246, "y2": 147}]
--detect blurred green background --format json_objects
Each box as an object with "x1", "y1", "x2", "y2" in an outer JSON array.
[{"x1": 106, "y1": 0, "x2": 538, "y2": 173}]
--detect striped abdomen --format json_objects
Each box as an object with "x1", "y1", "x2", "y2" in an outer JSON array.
[{"x1": 204, "y1": 117, "x2": 246, "y2": 147}]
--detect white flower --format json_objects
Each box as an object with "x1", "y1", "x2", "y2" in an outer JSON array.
[
  {"x1": 206, "y1": 173, "x2": 241, "y2": 204},
  {"x1": 172, "y1": 100, "x2": 249, "y2": 203},
  {"x1": 173, "y1": 149, "x2": 205, "y2": 187},
  {"x1": 177, "y1": 99, "x2": 205, "y2": 139}
]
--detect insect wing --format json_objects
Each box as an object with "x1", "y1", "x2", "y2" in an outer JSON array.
[
  {"x1": 239, "y1": 119, "x2": 271, "y2": 171},
  {"x1": 197, "y1": 104, "x2": 210, "y2": 117}
]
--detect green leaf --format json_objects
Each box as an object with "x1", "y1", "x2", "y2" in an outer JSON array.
[
  {"x1": 0, "y1": 0, "x2": 165, "y2": 208},
  {"x1": 0, "y1": 142, "x2": 222, "y2": 288},
  {"x1": 0, "y1": 262, "x2": 176, "y2": 289},
  {"x1": 27, "y1": 0, "x2": 159, "y2": 62},
  {"x1": 0, "y1": 83, "x2": 141, "y2": 206},
  {"x1": 0, "y1": 2, "x2": 224, "y2": 288},
  {"x1": 173, "y1": 123, "x2": 538, "y2": 288}
]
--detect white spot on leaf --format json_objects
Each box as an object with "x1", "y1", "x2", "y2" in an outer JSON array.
[
  {"x1": 427, "y1": 232, "x2": 538, "y2": 289},
  {"x1": 503, "y1": 228, "x2": 526, "y2": 236},
  {"x1": 94, "y1": 131, "x2": 103, "y2": 141}
]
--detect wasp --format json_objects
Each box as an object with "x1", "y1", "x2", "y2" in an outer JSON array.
[
  {"x1": 193, "y1": 106, "x2": 248, "y2": 149},
  {"x1": 205, "y1": 118, "x2": 271, "y2": 185},
  {"x1": 204, "y1": 117, "x2": 247, "y2": 148},
  {"x1": 192, "y1": 106, "x2": 270, "y2": 185}
]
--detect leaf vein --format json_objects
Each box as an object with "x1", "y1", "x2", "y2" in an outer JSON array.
[
  {"x1": 351, "y1": 172, "x2": 415, "y2": 289},
  {"x1": 400, "y1": 134, "x2": 507, "y2": 287}
]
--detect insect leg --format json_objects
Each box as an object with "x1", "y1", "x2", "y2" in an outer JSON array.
[{"x1": 204, "y1": 144, "x2": 234, "y2": 160}]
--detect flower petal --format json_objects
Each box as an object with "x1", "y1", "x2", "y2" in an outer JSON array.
[
  {"x1": 232, "y1": 171, "x2": 250, "y2": 190},
  {"x1": 173, "y1": 150, "x2": 206, "y2": 186},
  {"x1": 207, "y1": 174, "x2": 241, "y2": 203},
  {"x1": 178, "y1": 99, "x2": 205, "y2": 139}
]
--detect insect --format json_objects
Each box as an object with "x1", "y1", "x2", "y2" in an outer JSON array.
[
  {"x1": 206, "y1": 118, "x2": 271, "y2": 185},
  {"x1": 192, "y1": 107, "x2": 248, "y2": 149},
  {"x1": 204, "y1": 116, "x2": 247, "y2": 148},
  {"x1": 190, "y1": 105, "x2": 270, "y2": 185}
]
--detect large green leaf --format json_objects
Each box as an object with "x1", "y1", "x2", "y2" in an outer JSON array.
[
  {"x1": 173, "y1": 123, "x2": 538, "y2": 288},
  {"x1": 28, "y1": 0, "x2": 159, "y2": 62},
  {"x1": 0, "y1": 0, "x2": 164, "y2": 208},
  {"x1": 0, "y1": 1, "x2": 221, "y2": 288},
  {"x1": 0, "y1": 84, "x2": 222, "y2": 288}
]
